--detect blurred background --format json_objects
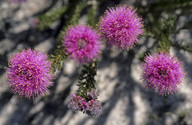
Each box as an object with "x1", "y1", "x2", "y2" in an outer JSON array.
[{"x1": 0, "y1": 0, "x2": 192, "y2": 125}]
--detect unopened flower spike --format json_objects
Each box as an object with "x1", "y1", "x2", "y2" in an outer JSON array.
[
  {"x1": 6, "y1": 49, "x2": 54, "y2": 98},
  {"x1": 98, "y1": 6, "x2": 144, "y2": 50},
  {"x1": 67, "y1": 89, "x2": 102, "y2": 117},
  {"x1": 67, "y1": 95, "x2": 86, "y2": 111},
  {"x1": 142, "y1": 52, "x2": 185, "y2": 95}
]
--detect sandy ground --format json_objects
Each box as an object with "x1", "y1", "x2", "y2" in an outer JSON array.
[{"x1": 0, "y1": 0, "x2": 192, "y2": 125}]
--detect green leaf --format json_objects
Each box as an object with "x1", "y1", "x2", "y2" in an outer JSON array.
[
  {"x1": 87, "y1": 2, "x2": 98, "y2": 27},
  {"x1": 172, "y1": 41, "x2": 192, "y2": 53},
  {"x1": 38, "y1": 5, "x2": 67, "y2": 30}
]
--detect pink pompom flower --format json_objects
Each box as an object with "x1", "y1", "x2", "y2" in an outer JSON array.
[
  {"x1": 63, "y1": 25, "x2": 102, "y2": 64},
  {"x1": 142, "y1": 52, "x2": 185, "y2": 95},
  {"x1": 6, "y1": 49, "x2": 54, "y2": 98},
  {"x1": 98, "y1": 6, "x2": 143, "y2": 50}
]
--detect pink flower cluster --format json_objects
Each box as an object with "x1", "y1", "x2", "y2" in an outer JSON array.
[
  {"x1": 6, "y1": 49, "x2": 53, "y2": 98},
  {"x1": 67, "y1": 89, "x2": 102, "y2": 117},
  {"x1": 63, "y1": 25, "x2": 102, "y2": 64},
  {"x1": 5, "y1": 2, "x2": 188, "y2": 119},
  {"x1": 98, "y1": 6, "x2": 143, "y2": 50},
  {"x1": 142, "y1": 52, "x2": 185, "y2": 95}
]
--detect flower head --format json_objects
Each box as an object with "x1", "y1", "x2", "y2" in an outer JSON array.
[
  {"x1": 63, "y1": 25, "x2": 102, "y2": 64},
  {"x1": 6, "y1": 49, "x2": 53, "y2": 98},
  {"x1": 85, "y1": 99, "x2": 102, "y2": 117},
  {"x1": 98, "y1": 6, "x2": 143, "y2": 50},
  {"x1": 142, "y1": 52, "x2": 185, "y2": 95}
]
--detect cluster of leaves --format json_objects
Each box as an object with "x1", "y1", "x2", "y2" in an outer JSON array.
[
  {"x1": 157, "y1": 16, "x2": 175, "y2": 53},
  {"x1": 138, "y1": 16, "x2": 175, "y2": 61},
  {"x1": 77, "y1": 62, "x2": 97, "y2": 100},
  {"x1": 87, "y1": 0, "x2": 98, "y2": 28},
  {"x1": 49, "y1": 42, "x2": 67, "y2": 73},
  {"x1": 172, "y1": 41, "x2": 192, "y2": 53},
  {"x1": 137, "y1": 0, "x2": 192, "y2": 61},
  {"x1": 38, "y1": 5, "x2": 68, "y2": 31}
]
